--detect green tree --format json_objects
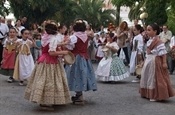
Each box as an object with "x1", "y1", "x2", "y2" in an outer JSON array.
[
  {"x1": 145, "y1": 0, "x2": 168, "y2": 25},
  {"x1": 111, "y1": 0, "x2": 138, "y2": 26},
  {"x1": 9, "y1": 0, "x2": 76, "y2": 26},
  {"x1": 128, "y1": 0, "x2": 146, "y2": 21},
  {"x1": 73, "y1": 0, "x2": 115, "y2": 29},
  {"x1": 0, "y1": 0, "x2": 10, "y2": 17}
]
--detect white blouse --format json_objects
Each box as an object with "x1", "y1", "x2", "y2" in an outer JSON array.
[
  {"x1": 132, "y1": 34, "x2": 144, "y2": 54},
  {"x1": 66, "y1": 35, "x2": 78, "y2": 50},
  {"x1": 106, "y1": 42, "x2": 119, "y2": 55},
  {"x1": 48, "y1": 34, "x2": 64, "y2": 52},
  {"x1": 146, "y1": 38, "x2": 167, "y2": 56}
]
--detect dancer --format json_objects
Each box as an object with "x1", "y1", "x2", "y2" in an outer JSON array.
[
  {"x1": 130, "y1": 25, "x2": 144, "y2": 82},
  {"x1": 25, "y1": 21, "x2": 70, "y2": 110},
  {"x1": 140, "y1": 24, "x2": 174, "y2": 101},
  {"x1": 95, "y1": 31, "x2": 106, "y2": 61},
  {"x1": 0, "y1": 28, "x2": 18, "y2": 83},
  {"x1": 96, "y1": 32, "x2": 129, "y2": 82},
  {"x1": 65, "y1": 19, "x2": 97, "y2": 104},
  {"x1": 13, "y1": 29, "x2": 35, "y2": 85}
]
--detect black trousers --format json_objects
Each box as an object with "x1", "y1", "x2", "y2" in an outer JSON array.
[
  {"x1": 170, "y1": 58, "x2": 175, "y2": 73},
  {"x1": 118, "y1": 47, "x2": 130, "y2": 64},
  {"x1": 0, "y1": 43, "x2": 3, "y2": 64}
]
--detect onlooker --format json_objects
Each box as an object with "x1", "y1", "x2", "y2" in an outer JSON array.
[
  {"x1": 21, "y1": 17, "x2": 29, "y2": 29},
  {"x1": 159, "y1": 25, "x2": 172, "y2": 71},
  {"x1": 7, "y1": 19, "x2": 13, "y2": 29},
  {"x1": 0, "y1": 17, "x2": 9, "y2": 64},
  {"x1": 14, "y1": 19, "x2": 25, "y2": 39},
  {"x1": 116, "y1": 21, "x2": 130, "y2": 65}
]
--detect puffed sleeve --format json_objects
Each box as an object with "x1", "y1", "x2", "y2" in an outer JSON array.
[
  {"x1": 157, "y1": 43, "x2": 167, "y2": 56},
  {"x1": 48, "y1": 36, "x2": 59, "y2": 52},
  {"x1": 151, "y1": 43, "x2": 167, "y2": 56},
  {"x1": 112, "y1": 42, "x2": 119, "y2": 50},
  {"x1": 66, "y1": 35, "x2": 77, "y2": 50}
]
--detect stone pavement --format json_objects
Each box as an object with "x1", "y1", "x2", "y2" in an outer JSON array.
[{"x1": 0, "y1": 64, "x2": 175, "y2": 115}]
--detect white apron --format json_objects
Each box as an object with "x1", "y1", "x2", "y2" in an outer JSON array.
[{"x1": 130, "y1": 51, "x2": 137, "y2": 73}]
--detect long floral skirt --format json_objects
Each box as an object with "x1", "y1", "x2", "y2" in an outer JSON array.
[
  {"x1": 97, "y1": 55, "x2": 129, "y2": 81},
  {"x1": 25, "y1": 63, "x2": 70, "y2": 105}
]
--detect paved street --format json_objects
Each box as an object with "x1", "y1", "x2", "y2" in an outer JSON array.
[{"x1": 0, "y1": 64, "x2": 175, "y2": 115}]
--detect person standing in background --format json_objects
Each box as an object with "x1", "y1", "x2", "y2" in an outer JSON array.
[
  {"x1": 159, "y1": 25, "x2": 172, "y2": 71},
  {"x1": 169, "y1": 35, "x2": 175, "y2": 74},
  {"x1": 116, "y1": 21, "x2": 130, "y2": 65},
  {"x1": 0, "y1": 17, "x2": 9, "y2": 65},
  {"x1": 7, "y1": 19, "x2": 13, "y2": 29},
  {"x1": 14, "y1": 19, "x2": 25, "y2": 39}
]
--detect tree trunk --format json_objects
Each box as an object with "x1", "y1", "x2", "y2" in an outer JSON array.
[{"x1": 116, "y1": 5, "x2": 120, "y2": 26}]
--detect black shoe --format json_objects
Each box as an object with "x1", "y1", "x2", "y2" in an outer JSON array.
[
  {"x1": 71, "y1": 94, "x2": 84, "y2": 103},
  {"x1": 7, "y1": 77, "x2": 14, "y2": 83}
]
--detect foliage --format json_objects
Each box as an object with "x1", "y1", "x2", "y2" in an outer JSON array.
[
  {"x1": 128, "y1": 0, "x2": 145, "y2": 21},
  {"x1": 167, "y1": 7, "x2": 175, "y2": 34},
  {"x1": 8, "y1": 0, "x2": 115, "y2": 29},
  {"x1": 111, "y1": 0, "x2": 139, "y2": 25},
  {"x1": 0, "y1": 0, "x2": 10, "y2": 16},
  {"x1": 9, "y1": 0, "x2": 60, "y2": 24},
  {"x1": 145, "y1": 0, "x2": 168, "y2": 26},
  {"x1": 73, "y1": 0, "x2": 115, "y2": 29}
]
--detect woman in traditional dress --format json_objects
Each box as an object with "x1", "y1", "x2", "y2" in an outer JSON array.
[
  {"x1": 140, "y1": 24, "x2": 174, "y2": 101},
  {"x1": 95, "y1": 31, "x2": 106, "y2": 61},
  {"x1": 96, "y1": 32, "x2": 129, "y2": 82},
  {"x1": 0, "y1": 28, "x2": 18, "y2": 83},
  {"x1": 130, "y1": 25, "x2": 144, "y2": 82},
  {"x1": 86, "y1": 24, "x2": 95, "y2": 61},
  {"x1": 13, "y1": 29, "x2": 35, "y2": 85},
  {"x1": 25, "y1": 21, "x2": 70, "y2": 110},
  {"x1": 65, "y1": 19, "x2": 97, "y2": 104}
]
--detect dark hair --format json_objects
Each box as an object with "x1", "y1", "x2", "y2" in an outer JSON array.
[
  {"x1": 21, "y1": 29, "x2": 28, "y2": 35},
  {"x1": 109, "y1": 32, "x2": 114, "y2": 38},
  {"x1": 58, "y1": 23, "x2": 66, "y2": 30},
  {"x1": 135, "y1": 24, "x2": 144, "y2": 33},
  {"x1": 9, "y1": 27, "x2": 18, "y2": 33},
  {"x1": 149, "y1": 23, "x2": 160, "y2": 35},
  {"x1": 37, "y1": 28, "x2": 42, "y2": 33},
  {"x1": 73, "y1": 19, "x2": 86, "y2": 32},
  {"x1": 108, "y1": 32, "x2": 116, "y2": 42},
  {"x1": 16, "y1": 19, "x2": 21, "y2": 22},
  {"x1": 45, "y1": 23, "x2": 58, "y2": 35}
]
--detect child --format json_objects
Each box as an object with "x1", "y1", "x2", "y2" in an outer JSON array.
[
  {"x1": 130, "y1": 25, "x2": 144, "y2": 82},
  {"x1": 33, "y1": 34, "x2": 42, "y2": 62},
  {"x1": 95, "y1": 32, "x2": 106, "y2": 61},
  {"x1": 96, "y1": 32, "x2": 129, "y2": 82},
  {"x1": 25, "y1": 21, "x2": 70, "y2": 110},
  {"x1": 65, "y1": 19, "x2": 97, "y2": 104},
  {"x1": 13, "y1": 29, "x2": 35, "y2": 85},
  {"x1": 0, "y1": 28, "x2": 18, "y2": 83},
  {"x1": 140, "y1": 24, "x2": 174, "y2": 101}
]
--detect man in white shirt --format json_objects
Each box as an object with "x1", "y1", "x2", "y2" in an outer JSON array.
[
  {"x1": 0, "y1": 17, "x2": 9, "y2": 63},
  {"x1": 159, "y1": 25, "x2": 172, "y2": 51},
  {"x1": 159, "y1": 25, "x2": 172, "y2": 71}
]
